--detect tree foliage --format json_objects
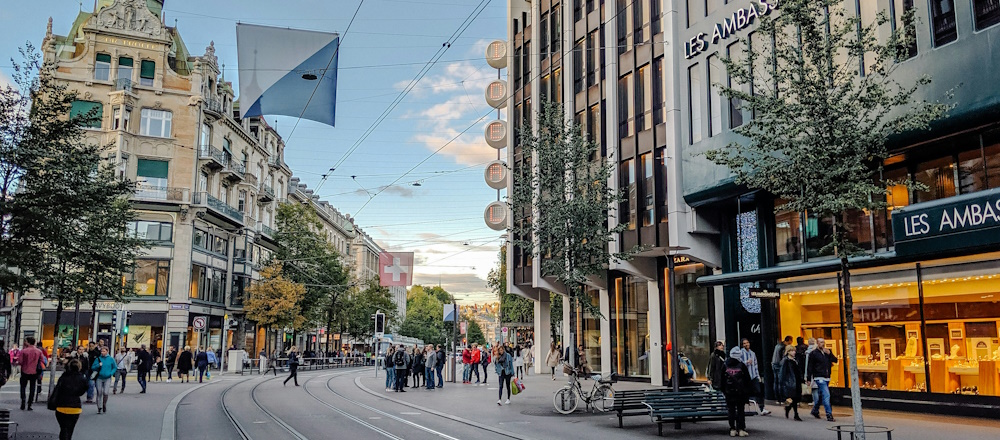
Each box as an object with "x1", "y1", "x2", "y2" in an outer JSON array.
[
  {"x1": 489, "y1": 245, "x2": 533, "y2": 324},
  {"x1": 245, "y1": 263, "x2": 305, "y2": 330},
  {"x1": 704, "y1": 1, "x2": 948, "y2": 435},
  {"x1": 463, "y1": 313, "x2": 486, "y2": 346},
  {"x1": 399, "y1": 284, "x2": 447, "y2": 346},
  {"x1": 341, "y1": 278, "x2": 398, "y2": 341}
]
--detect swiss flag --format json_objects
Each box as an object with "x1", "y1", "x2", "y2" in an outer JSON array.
[{"x1": 378, "y1": 252, "x2": 414, "y2": 287}]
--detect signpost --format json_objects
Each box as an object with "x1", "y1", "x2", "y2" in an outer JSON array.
[
  {"x1": 373, "y1": 311, "x2": 385, "y2": 378},
  {"x1": 193, "y1": 316, "x2": 206, "y2": 350}
]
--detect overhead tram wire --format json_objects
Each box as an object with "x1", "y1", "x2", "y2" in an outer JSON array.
[
  {"x1": 349, "y1": 0, "x2": 641, "y2": 219},
  {"x1": 314, "y1": 0, "x2": 493, "y2": 194}
]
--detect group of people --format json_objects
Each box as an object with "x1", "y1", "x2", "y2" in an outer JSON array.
[{"x1": 706, "y1": 336, "x2": 839, "y2": 437}]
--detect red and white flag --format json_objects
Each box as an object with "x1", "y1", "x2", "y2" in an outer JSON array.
[{"x1": 378, "y1": 252, "x2": 414, "y2": 287}]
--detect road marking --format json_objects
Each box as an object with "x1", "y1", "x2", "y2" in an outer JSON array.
[{"x1": 400, "y1": 412, "x2": 421, "y2": 415}]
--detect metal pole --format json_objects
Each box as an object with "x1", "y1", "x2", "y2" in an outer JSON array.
[
  {"x1": 451, "y1": 301, "x2": 457, "y2": 383},
  {"x1": 668, "y1": 258, "x2": 679, "y2": 392}
]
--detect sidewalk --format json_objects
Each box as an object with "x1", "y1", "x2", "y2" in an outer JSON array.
[{"x1": 356, "y1": 369, "x2": 1000, "y2": 440}]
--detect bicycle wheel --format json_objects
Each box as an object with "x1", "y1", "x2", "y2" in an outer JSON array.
[
  {"x1": 593, "y1": 385, "x2": 614, "y2": 412},
  {"x1": 553, "y1": 386, "x2": 579, "y2": 414}
]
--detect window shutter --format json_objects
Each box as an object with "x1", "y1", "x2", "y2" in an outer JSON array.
[
  {"x1": 140, "y1": 60, "x2": 155, "y2": 79},
  {"x1": 136, "y1": 159, "x2": 169, "y2": 179},
  {"x1": 119, "y1": 57, "x2": 133, "y2": 67},
  {"x1": 96, "y1": 53, "x2": 111, "y2": 63}
]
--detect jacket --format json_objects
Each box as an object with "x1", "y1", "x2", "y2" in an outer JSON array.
[
  {"x1": 494, "y1": 351, "x2": 514, "y2": 376},
  {"x1": 545, "y1": 349, "x2": 561, "y2": 368},
  {"x1": 436, "y1": 349, "x2": 446, "y2": 367},
  {"x1": 412, "y1": 352, "x2": 424, "y2": 369},
  {"x1": 706, "y1": 349, "x2": 727, "y2": 390},
  {"x1": 771, "y1": 342, "x2": 786, "y2": 370},
  {"x1": 461, "y1": 348, "x2": 472, "y2": 365},
  {"x1": 794, "y1": 343, "x2": 809, "y2": 378},
  {"x1": 424, "y1": 351, "x2": 437, "y2": 369},
  {"x1": 195, "y1": 351, "x2": 209, "y2": 368},
  {"x1": 165, "y1": 350, "x2": 177, "y2": 367},
  {"x1": 136, "y1": 349, "x2": 154, "y2": 372},
  {"x1": 53, "y1": 371, "x2": 89, "y2": 410},
  {"x1": 177, "y1": 351, "x2": 193, "y2": 370},
  {"x1": 115, "y1": 352, "x2": 134, "y2": 371},
  {"x1": 393, "y1": 351, "x2": 410, "y2": 370},
  {"x1": 91, "y1": 354, "x2": 117, "y2": 379},
  {"x1": 18, "y1": 345, "x2": 44, "y2": 375},
  {"x1": 778, "y1": 357, "x2": 803, "y2": 401},
  {"x1": 807, "y1": 348, "x2": 837, "y2": 380},
  {"x1": 206, "y1": 350, "x2": 218, "y2": 366},
  {"x1": 720, "y1": 357, "x2": 752, "y2": 404},
  {"x1": 0, "y1": 351, "x2": 9, "y2": 379},
  {"x1": 471, "y1": 349, "x2": 481, "y2": 364},
  {"x1": 287, "y1": 352, "x2": 299, "y2": 366}
]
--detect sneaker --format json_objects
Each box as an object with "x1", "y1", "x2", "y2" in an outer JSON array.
[
  {"x1": 505, "y1": 399, "x2": 510, "y2": 405},
  {"x1": 827, "y1": 415, "x2": 836, "y2": 422},
  {"x1": 738, "y1": 430, "x2": 749, "y2": 437},
  {"x1": 760, "y1": 409, "x2": 771, "y2": 416},
  {"x1": 730, "y1": 430, "x2": 737, "y2": 437},
  {"x1": 811, "y1": 410, "x2": 820, "y2": 419},
  {"x1": 167, "y1": 379, "x2": 172, "y2": 383},
  {"x1": 497, "y1": 400, "x2": 502, "y2": 406}
]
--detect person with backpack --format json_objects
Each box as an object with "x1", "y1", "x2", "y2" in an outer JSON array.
[
  {"x1": 283, "y1": 346, "x2": 300, "y2": 386},
  {"x1": 721, "y1": 346, "x2": 752, "y2": 437},
  {"x1": 435, "y1": 345, "x2": 445, "y2": 388},
  {"x1": 392, "y1": 344, "x2": 410, "y2": 392},
  {"x1": 90, "y1": 346, "x2": 117, "y2": 414},
  {"x1": 205, "y1": 349, "x2": 218, "y2": 380},
  {"x1": 479, "y1": 345, "x2": 490, "y2": 385},
  {"x1": 706, "y1": 341, "x2": 727, "y2": 391},
  {"x1": 112, "y1": 348, "x2": 133, "y2": 394},
  {"x1": 384, "y1": 346, "x2": 396, "y2": 392},
  {"x1": 494, "y1": 345, "x2": 513, "y2": 405},
  {"x1": 777, "y1": 344, "x2": 803, "y2": 421},
  {"x1": 51, "y1": 359, "x2": 88, "y2": 440},
  {"x1": 423, "y1": 345, "x2": 437, "y2": 390}
]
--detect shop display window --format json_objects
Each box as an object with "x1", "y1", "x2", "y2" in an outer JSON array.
[
  {"x1": 611, "y1": 276, "x2": 650, "y2": 377},
  {"x1": 913, "y1": 156, "x2": 957, "y2": 203},
  {"x1": 774, "y1": 201, "x2": 802, "y2": 264},
  {"x1": 671, "y1": 263, "x2": 714, "y2": 380},
  {"x1": 571, "y1": 289, "x2": 603, "y2": 373}
]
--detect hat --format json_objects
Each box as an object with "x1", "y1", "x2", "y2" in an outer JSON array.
[{"x1": 729, "y1": 347, "x2": 742, "y2": 358}]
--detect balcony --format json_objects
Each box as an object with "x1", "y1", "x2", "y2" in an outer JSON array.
[
  {"x1": 133, "y1": 185, "x2": 189, "y2": 204},
  {"x1": 267, "y1": 156, "x2": 282, "y2": 169},
  {"x1": 258, "y1": 183, "x2": 275, "y2": 203},
  {"x1": 115, "y1": 77, "x2": 132, "y2": 92},
  {"x1": 204, "y1": 97, "x2": 223, "y2": 116},
  {"x1": 193, "y1": 192, "x2": 243, "y2": 224},
  {"x1": 258, "y1": 222, "x2": 276, "y2": 238},
  {"x1": 198, "y1": 145, "x2": 225, "y2": 170},
  {"x1": 242, "y1": 172, "x2": 258, "y2": 186},
  {"x1": 221, "y1": 159, "x2": 245, "y2": 182}
]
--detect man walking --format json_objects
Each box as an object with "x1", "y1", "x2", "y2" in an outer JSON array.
[
  {"x1": 393, "y1": 344, "x2": 409, "y2": 392},
  {"x1": 435, "y1": 345, "x2": 445, "y2": 388},
  {"x1": 113, "y1": 348, "x2": 133, "y2": 394},
  {"x1": 740, "y1": 338, "x2": 770, "y2": 415},
  {"x1": 771, "y1": 336, "x2": 792, "y2": 400},
  {"x1": 17, "y1": 337, "x2": 43, "y2": 410},
  {"x1": 808, "y1": 338, "x2": 838, "y2": 422},
  {"x1": 135, "y1": 345, "x2": 153, "y2": 393}
]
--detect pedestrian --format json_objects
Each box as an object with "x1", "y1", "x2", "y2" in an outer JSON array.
[
  {"x1": 513, "y1": 345, "x2": 524, "y2": 379},
  {"x1": 794, "y1": 337, "x2": 808, "y2": 381},
  {"x1": 808, "y1": 338, "x2": 838, "y2": 422},
  {"x1": 479, "y1": 345, "x2": 490, "y2": 384},
  {"x1": 283, "y1": 346, "x2": 300, "y2": 386},
  {"x1": 52, "y1": 359, "x2": 88, "y2": 440},
  {"x1": 155, "y1": 353, "x2": 165, "y2": 382},
  {"x1": 771, "y1": 336, "x2": 792, "y2": 401},
  {"x1": 9, "y1": 344, "x2": 20, "y2": 377},
  {"x1": 523, "y1": 344, "x2": 533, "y2": 375},
  {"x1": 36, "y1": 342, "x2": 48, "y2": 403},
  {"x1": 461, "y1": 345, "x2": 471, "y2": 384},
  {"x1": 803, "y1": 338, "x2": 817, "y2": 405},
  {"x1": 112, "y1": 348, "x2": 133, "y2": 394},
  {"x1": 177, "y1": 346, "x2": 193, "y2": 383},
  {"x1": 136, "y1": 344, "x2": 153, "y2": 393},
  {"x1": 258, "y1": 348, "x2": 267, "y2": 375},
  {"x1": 68, "y1": 346, "x2": 91, "y2": 403},
  {"x1": 17, "y1": 337, "x2": 44, "y2": 410},
  {"x1": 86, "y1": 343, "x2": 99, "y2": 403},
  {"x1": 721, "y1": 346, "x2": 752, "y2": 438},
  {"x1": 384, "y1": 346, "x2": 396, "y2": 392},
  {"x1": 424, "y1": 345, "x2": 437, "y2": 390},
  {"x1": 778, "y1": 345, "x2": 803, "y2": 421},
  {"x1": 710, "y1": 344, "x2": 730, "y2": 390},
  {"x1": 0, "y1": 342, "x2": 9, "y2": 392},
  {"x1": 435, "y1": 345, "x2": 445, "y2": 388},
  {"x1": 90, "y1": 346, "x2": 117, "y2": 414},
  {"x1": 165, "y1": 346, "x2": 177, "y2": 382},
  {"x1": 546, "y1": 342, "x2": 560, "y2": 380},
  {"x1": 195, "y1": 347, "x2": 209, "y2": 383},
  {"x1": 205, "y1": 349, "x2": 218, "y2": 380},
  {"x1": 393, "y1": 344, "x2": 410, "y2": 392},
  {"x1": 470, "y1": 343, "x2": 481, "y2": 384},
  {"x1": 494, "y1": 346, "x2": 513, "y2": 405},
  {"x1": 739, "y1": 338, "x2": 770, "y2": 415},
  {"x1": 411, "y1": 347, "x2": 424, "y2": 388}
]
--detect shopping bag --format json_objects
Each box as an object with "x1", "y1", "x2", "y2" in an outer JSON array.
[
  {"x1": 510, "y1": 378, "x2": 521, "y2": 396},
  {"x1": 515, "y1": 377, "x2": 526, "y2": 392}
]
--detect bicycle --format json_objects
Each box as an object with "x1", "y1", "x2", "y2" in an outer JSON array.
[{"x1": 552, "y1": 362, "x2": 616, "y2": 414}]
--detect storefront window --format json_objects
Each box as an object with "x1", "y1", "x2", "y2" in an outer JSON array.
[
  {"x1": 985, "y1": 129, "x2": 1000, "y2": 189},
  {"x1": 805, "y1": 212, "x2": 835, "y2": 260},
  {"x1": 913, "y1": 156, "x2": 957, "y2": 203},
  {"x1": 611, "y1": 276, "x2": 650, "y2": 377},
  {"x1": 131, "y1": 259, "x2": 169, "y2": 297},
  {"x1": 774, "y1": 201, "x2": 802, "y2": 264},
  {"x1": 572, "y1": 289, "x2": 603, "y2": 373},
  {"x1": 671, "y1": 263, "x2": 714, "y2": 380}
]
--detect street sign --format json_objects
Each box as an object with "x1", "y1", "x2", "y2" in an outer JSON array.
[
  {"x1": 501, "y1": 326, "x2": 508, "y2": 335},
  {"x1": 169, "y1": 303, "x2": 190, "y2": 310},
  {"x1": 193, "y1": 316, "x2": 207, "y2": 330}
]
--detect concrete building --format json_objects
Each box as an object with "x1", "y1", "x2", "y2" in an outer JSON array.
[
  {"x1": 351, "y1": 229, "x2": 407, "y2": 327},
  {"x1": 12, "y1": 0, "x2": 292, "y2": 356}
]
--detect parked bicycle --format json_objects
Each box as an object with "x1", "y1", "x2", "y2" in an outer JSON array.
[{"x1": 553, "y1": 362, "x2": 616, "y2": 414}]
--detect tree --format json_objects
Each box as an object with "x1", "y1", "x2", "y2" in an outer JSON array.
[
  {"x1": 342, "y1": 278, "x2": 398, "y2": 343},
  {"x1": 398, "y1": 285, "x2": 446, "y2": 346},
  {"x1": 463, "y1": 314, "x2": 486, "y2": 346},
  {"x1": 705, "y1": 1, "x2": 947, "y2": 435},
  {"x1": 509, "y1": 102, "x2": 638, "y2": 336},
  {"x1": 245, "y1": 264, "x2": 306, "y2": 352},
  {"x1": 489, "y1": 245, "x2": 533, "y2": 324}
]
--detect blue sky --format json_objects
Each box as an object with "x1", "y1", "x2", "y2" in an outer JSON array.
[{"x1": 0, "y1": 0, "x2": 508, "y2": 304}]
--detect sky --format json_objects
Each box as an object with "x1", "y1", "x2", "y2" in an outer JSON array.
[{"x1": 0, "y1": 0, "x2": 508, "y2": 304}]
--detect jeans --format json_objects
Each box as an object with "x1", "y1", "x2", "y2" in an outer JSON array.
[
  {"x1": 481, "y1": 363, "x2": 488, "y2": 382},
  {"x1": 498, "y1": 373, "x2": 511, "y2": 400},
  {"x1": 425, "y1": 366, "x2": 435, "y2": 388},
  {"x1": 137, "y1": 370, "x2": 148, "y2": 391},
  {"x1": 726, "y1": 398, "x2": 747, "y2": 431},
  {"x1": 435, "y1": 365, "x2": 443, "y2": 387},
  {"x1": 113, "y1": 369, "x2": 127, "y2": 392},
  {"x1": 385, "y1": 368, "x2": 395, "y2": 389},
  {"x1": 56, "y1": 411, "x2": 80, "y2": 440},
  {"x1": 812, "y1": 378, "x2": 832, "y2": 416},
  {"x1": 462, "y1": 363, "x2": 470, "y2": 382},
  {"x1": 394, "y1": 369, "x2": 407, "y2": 391},
  {"x1": 750, "y1": 377, "x2": 765, "y2": 410},
  {"x1": 19, "y1": 373, "x2": 38, "y2": 407},
  {"x1": 283, "y1": 364, "x2": 298, "y2": 386},
  {"x1": 471, "y1": 363, "x2": 480, "y2": 382},
  {"x1": 87, "y1": 378, "x2": 95, "y2": 400},
  {"x1": 166, "y1": 364, "x2": 174, "y2": 380},
  {"x1": 197, "y1": 364, "x2": 208, "y2": 383}
]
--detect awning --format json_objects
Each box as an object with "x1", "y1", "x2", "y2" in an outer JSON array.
[{"x1": 696, "y1": 253, "x2": 893, "y2": 287}]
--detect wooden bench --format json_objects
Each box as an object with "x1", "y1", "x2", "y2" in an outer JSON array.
[
  {"x1": 610, "y1": 386, "x2": 706, "y2": 428},
  {"x1": 643, "y1": 389, "x2": 730, "y2": 436}
]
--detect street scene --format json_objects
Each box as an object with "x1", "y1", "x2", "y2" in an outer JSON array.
[{"x1": 2, "y1": 0, "x2": 1000, "y2": 439}]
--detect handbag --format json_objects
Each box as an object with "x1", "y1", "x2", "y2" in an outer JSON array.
[
  {"x1": 510, "y1": 378, "x2": 521, "y2": 396},
  {"x1": 516, "y1": 377, "x2": 526, "y2": 392}
]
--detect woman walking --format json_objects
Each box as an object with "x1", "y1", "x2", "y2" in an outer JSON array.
[
  {"x1": 778, "y1": 345, "x2": 803, "y2": 421},
  {"x1": 177, "y1": 346, "x2": 193, "y2": 383},
  {"x1": 195, "y1": 348, "x2": 209, "y2": 383},
  {"x1": 523, "y1": 344, "x2": 533, "y2": 375},
  {"x1": 164, "y1": 346, "x2": 177, "y2": 383},
  {"x1": 52, "y1": 359, "x2": 88, "y2": 440},
  {"x1": 513, "y1": 345, "x2": 524, "y2": 379},
  {"x1": 90, "y1": 347, "x2": 117, "y2": 414},
  {"x1": 283, "y1": 346, "x2": 300, "y2": 386},
  {"x1": 545, "y1": 342, "x2": 561, "y2": 380},
  {"x1": 495, "y1": 346, "x2": 514, "y2": 405}
]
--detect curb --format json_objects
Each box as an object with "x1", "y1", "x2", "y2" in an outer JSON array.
[
  {"x1": 161, "y1": 382, "x2": 211, "y2": 440},
  {"x1": 354, "y1": 376, "x2": 536, "y2": 440}
]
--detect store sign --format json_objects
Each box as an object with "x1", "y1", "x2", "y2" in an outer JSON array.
[
  {"x1": 892, "y1": 188, "x2": 1000, "y2": 256},
  {"x1": 684, "y1": 0, "x2": 777, "y2": 59},
  {"x1": 748, "y1": 287, "x2": 780, "y2": 299}
]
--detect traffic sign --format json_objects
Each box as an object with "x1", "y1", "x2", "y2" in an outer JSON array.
[
  {"x1": 501, "y1": 326, "x2": 508, "y2": 335},
  {"x1": 193, "y1": 316, "x2": 207, "y2": 330}
]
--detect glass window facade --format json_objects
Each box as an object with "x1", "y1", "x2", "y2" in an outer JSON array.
[
  {"x1": 671, "y1": 263, "x2": 714, "y2": 380},
  {"x1": 571, "y1": 290, "x2": 603, "y2": 373},
  {"x1": 930, "y1": 0, "x2": 958, "y2": 46},
  {"x1": 611, "y1": 276, "x2": 650, "y2": 377},
  {"x1": 130, "y1": 259, "x2": 169, "y2": 297}
]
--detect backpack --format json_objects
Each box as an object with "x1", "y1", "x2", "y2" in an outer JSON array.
[
  {"x1": 393, "y1": 350, "x2": 405, "y2": 367},
  {"x1": 724, "y1": 365, "x2": 746, "y2": 395}
]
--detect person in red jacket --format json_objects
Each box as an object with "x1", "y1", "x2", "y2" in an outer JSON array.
[
  {"x1": 470, "y1": 343, "x2": 482, "y2": 384},
  {"x1": 461, "y1": 346, "x2": 472, "y2": 383}
]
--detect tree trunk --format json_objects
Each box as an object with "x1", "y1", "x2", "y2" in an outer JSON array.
[
  {"x1": 48, "y1": 301, "x2": 64, "y2": 395},
  {"x1": 841, "y1": 257, "x2": 866, "y2": 440},
  {"x1": 89, "y1": 293, "x2": 99, "y2": 342}
]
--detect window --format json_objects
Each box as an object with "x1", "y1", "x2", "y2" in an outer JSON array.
[
  {"x1": 708, "y1": 55, "x2": 723, "y2": 136},
  {"x1": 656, "y1": 148, "x2": 668, "y2": 222},
  {"x1": 890, "y1": 0, "x2": 918, "y2": 58},
  {"x1": 913, "y1": 156, "x2": 957, "y2": 203},
  {"x1": 514, "y1": 47, "x2": 522, "y2": 89},
  {"x1": 775, "y1": 204, "x2": 802, "y2": 263},
  {"x1": 117, "y1": 57, "x2": 133, "y2": 84},
  {"x1": 587, "y1": 31, "x2": 598, "y2": 85},
  {"x1": 610, "y1": 276, "x2": 649, "y2": 377},
  {"x1": 635, "y1": 64, "x2": 651, "y2": 132},
  {"x1": 139, "y1": 60, "x2": 155, "y2": 86},
  {"x1": 541, "y1": 13, "x2": 550, "y2": 59},
  {"x1": 70, "y1": 100, "x2": 102, "y2": 129},
  {"x1": 986, "y1": 129, "x2": 1000, "y2": 189},
  {"x1": 193, "y1": 229, "x2": 208, "y2": 251},
  {"x1": 190, "y1": 265, "x2": 225, "y2": 303},
  {"x1": 95, "y1": 53, "x2": 111, "y2": 81},
  {"x1": 231, "y1": 276, "x2": 249, "y2": 307},
  {"x1": 112, "y1": 106, "x2": 130, "y2": 130},
  {"x1": 930, "y1": 0, "x2": 958, "y2": 46},
  {"x1": 139, "y1": 109, "x2": 172, "y2": 138},
  {"x1": 617, "y1": 0, "x2": 630, "y2": 55},
  {"x1": 127, "y1": 221, "x2": 173, "y2": 242},
  {"x1": 640, "y1": 152, "x2": 655, "y2": 227},
  {"x1": 136, "y1": 159, "x2": 168, "y2": 196},
  {"x1": 634, "y1": 0, "x2": 649, "y2": 45},
  {"x1": 727, "y1": 42, "x2": 746, "y2": 128},
  {"x1": 553, "y1": 68, "x2": 563, "y2": 103},
  {"x1": 686, "y1": 0, "x2": 701, "y2": 27},
  {"x1": 575, "y1": 0, "x2": 583, "y2": 21},
  {"x1": 653, "y1": 57, "x2": 664, "y2": 125},
  {"x1": 552, "y1": 8, "x2": 562, "y2": 55},
  {"x1": 573, "y1": 39, "x2": 584, "y2": 93},
  {"x1": 974, "y1": 0, "x2": 1000, "y2": 30},
  {"x1": 588, "y1": 103, "x2": 601, "y2": 146},
  {"x1": 199, "y1": 171, "x2": 208, "y2": 193},
  {"x1": 651, "y1": 0, "x2": 661, "y2": 35},
  {"x1": 618, "y1": 73, "x2": 634, "y2": 138},
  {"x1": 213, "y1": 234, "x2": 228, "y2": 255},
  {"x1": 131, "y1": 260, "x2": 169, "y2": 297},
  {"x1": 522, "y1": 42, "x2": 531, "y2": 86},
  {"x1": 621, "y1": 158, "x2": 637, "y2": 230},
  {"x1": 541, "y1": 74, "x2": 551, "y2": 102},
  {"x1": 238, "y1": 190, "x2": 247, "y2": 213},
  {"x1": 688, "y1": 64, "x2": 702, "y2": 144}
]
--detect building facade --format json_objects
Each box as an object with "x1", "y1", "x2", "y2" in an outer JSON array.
[
  {"x1": 680, "y1": 0, "x2": 1000, "y2": 416},
  {"x1": 13, "y1": 0, "x2": 293, "y2": 356}
]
